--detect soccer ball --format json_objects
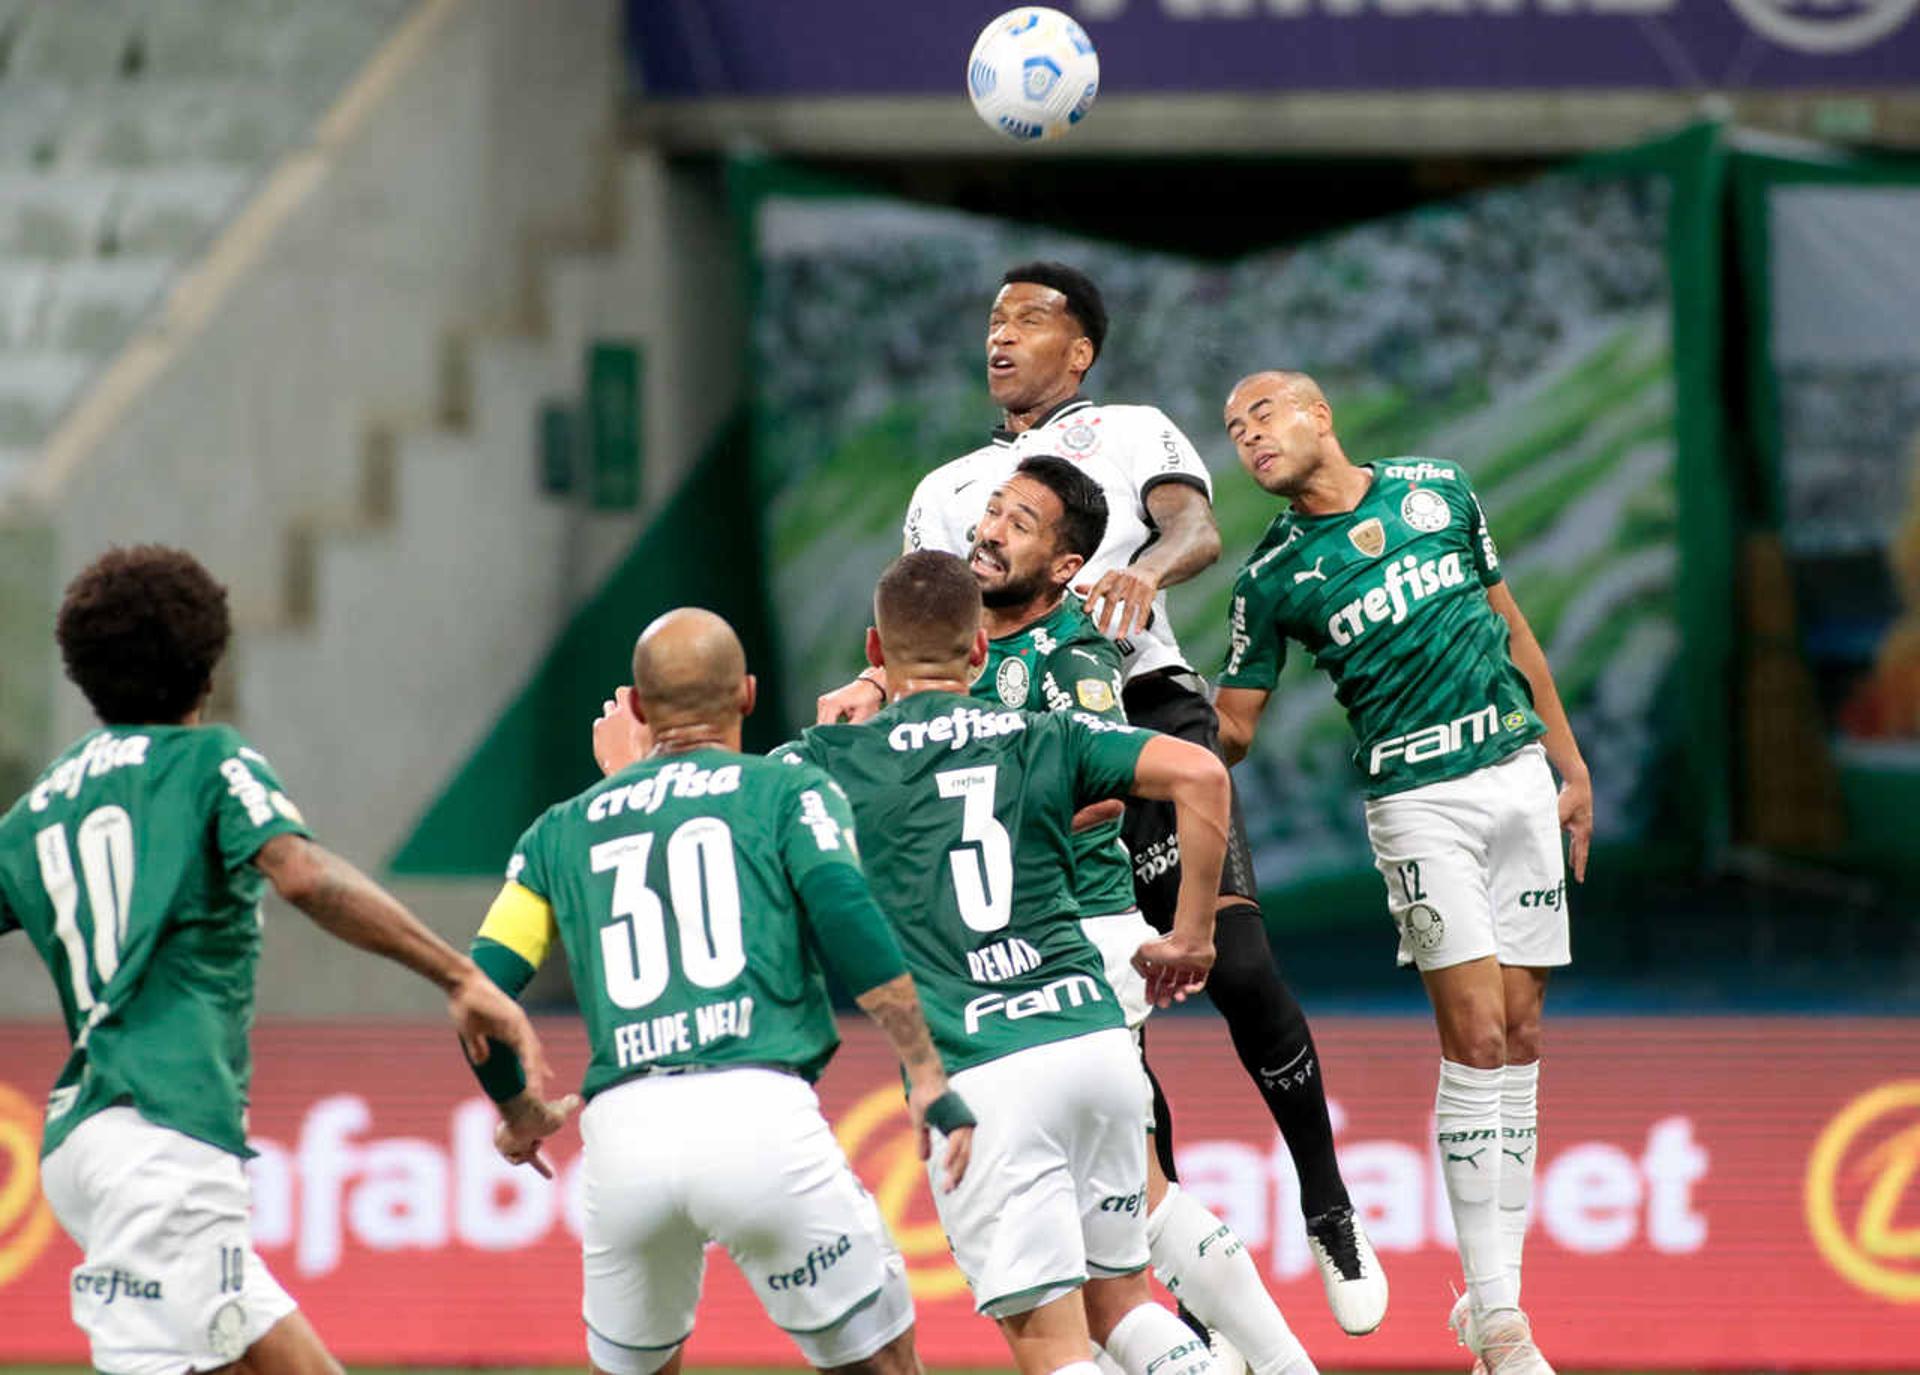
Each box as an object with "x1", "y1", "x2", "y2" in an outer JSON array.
[{"x1": 966, "y1": 7, "x2": 1099, "y2": 142}]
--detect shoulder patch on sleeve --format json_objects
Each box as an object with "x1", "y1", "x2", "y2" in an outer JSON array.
[{"x1": 1075, "y1": 677, "x2": 1116, "y2": 713}]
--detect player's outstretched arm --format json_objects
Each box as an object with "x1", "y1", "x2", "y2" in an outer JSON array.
[
  {"x1": 253, "y1": 833, "x2": 551, "y2": 1087},
  {"x1": 1124, "y1": 734, "x2": 1232, "y2": 1003},
  {"x1": 1486, "y1": 582, "x2": 1593, "y2": 882},
  {"x1": 1214, "y1": 686, "x2": 1271, "y2": 767},
  {"x1": 1078, "y1": 483, "x2": 1223, "y2": 638}
]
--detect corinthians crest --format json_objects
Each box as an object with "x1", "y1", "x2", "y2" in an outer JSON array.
[{"x1": 1348, "y1": 517, "x2": 1386, "y2": 559}]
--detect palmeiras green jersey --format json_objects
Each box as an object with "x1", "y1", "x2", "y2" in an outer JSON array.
[
  {"x1": 971, "y1": 597, "x2": 1135, "y2": 918},
  {"x1": 776, "y1": 690, "x2": 1151, "y2": 1073},
  {"x1": 495, "y1": 749, "x2": 866, "y2": 1093},
  {"x1": 1220, "y1": 459, "x2": 1543, "y2": 797},
  {"x1": 0, "y1": 725, "x2": 312, "y2": 1158}
]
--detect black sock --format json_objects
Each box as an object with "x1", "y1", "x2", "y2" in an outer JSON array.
[{"x1": 1206, "y1": 902, "x2": 1351, "y2": 1219}]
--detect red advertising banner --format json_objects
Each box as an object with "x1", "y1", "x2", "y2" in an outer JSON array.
[{"x1": 2, "y1": 1016, "x2": 1918, "y2": 1368}]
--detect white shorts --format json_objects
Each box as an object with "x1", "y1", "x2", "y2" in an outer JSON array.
[
  {"x1": 38, "y1": 1107, "x2": 297, "y2": 1375},
  {"x1": 1079, "y1": 910, "x2": 1156, "y2": 1031},
  {"x1": 1364, "y1": 744, "x2": 1572, "y2": 972},
  {"x1": 929, "y1": 1028, "x2": 1150, "y2": 1318},
  {"x1": 580, "y1": 1068, "x2": 912, "y2": 1374}
]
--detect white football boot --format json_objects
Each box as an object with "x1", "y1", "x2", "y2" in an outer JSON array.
[{"x1": 1303, "y1": 1205, "x2": 1388, "y2": 1335}]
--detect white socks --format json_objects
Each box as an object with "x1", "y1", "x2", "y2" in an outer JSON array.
[
  {"x1": 1499, "y1": 1060, "x2": 1540, "y2": 1301},
  {"x1": 1053, "y1": 1363, "x2": 1106, "y2": 1375},
  {"x1": 1435, "y1": 1059, "x2": 1516, "y2": 1316},
  {"x1": 1103, "y1": 1302, "x2": 1215, "y2": 1375},
  {"x1": 1147, "y1": 1186, "x2": 1315, "y2": 1375}
]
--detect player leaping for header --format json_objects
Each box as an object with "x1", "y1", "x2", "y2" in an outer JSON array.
[{"x1": 1212, "y1": 372, "x2": 1594, "y2": 1375}]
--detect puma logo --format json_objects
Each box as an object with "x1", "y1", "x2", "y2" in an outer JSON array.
[
  {"x1": 1294, "y1": 557, "x2": 1327, "y2": 585},
  {"x1": 1446, "y1": 1148, "x2": 1487, "y2": 1169},
  {"x1": 1504, "y1": 1147, "x2": 1533, "y2": 1165}
]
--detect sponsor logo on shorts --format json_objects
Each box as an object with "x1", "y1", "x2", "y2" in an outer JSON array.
[
  {"x1": 1098, "y1": 1187, "x2": 1146, "y2": 1216},
  {"x1": 962, "y1": 973, "x2": 1104, "y2": 1035},
  {"x1": 1146, "y1": 1338, "x2": 1209, "y2": 1375},
  {"x1": 1402, "y1": 903, "x2": 1446, "y2": 953},
  {"x1": 767, "y1": 1233, "x2": 853, "y2": 1291},
  {"x1": 1520, "y1": 883, "x2": 1565, "y2": 910},
  {"x1": 72, "y1": 1268, "x2": 163, "y2": 1303},
  {"x1": 208, "y1": 1299, "x2": 248, "y2": 1360},
  {"x1": 1368, "y1": 703, "x2": 1499, "y2": 775}
]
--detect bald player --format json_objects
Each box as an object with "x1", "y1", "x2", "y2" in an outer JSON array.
[
  {"x1": 1214, "y1": 372, "x2": 1591, "y2": 1375},
  {"x1": 463, "y1": 608, "x2": 973, "y2": 1375}
]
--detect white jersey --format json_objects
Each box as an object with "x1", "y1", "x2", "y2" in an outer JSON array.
[{"x1": 903, "y1": 397, "x2": 1213, "y2": 681}]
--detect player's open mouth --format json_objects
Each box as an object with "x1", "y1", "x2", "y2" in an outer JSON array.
[
  {"x1": 989, "y1": 352, "x2": 1017, "y2": 375},
  {"x1": 1252, "y1": 451, "x2": 1277, "y2": 473},
  {"x1": 971, "y1": 546, "x2": 1006, "y2": 575}
]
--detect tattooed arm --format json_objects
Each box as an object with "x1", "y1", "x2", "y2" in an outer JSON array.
[
  {"x1": 252, "y1": 834, "x2": 550, "y2": 1086},
  {"x1": 855, "y1": 972, "x2": 973, "y2": 1189}
]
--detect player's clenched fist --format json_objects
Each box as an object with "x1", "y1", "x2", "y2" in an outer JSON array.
[
  {"x1": 816, "y1": 672, "x2": 886, "y2": 725},
  {"x1": 1132, "y1": 930, "x2": 1215, "y2": 1008}
]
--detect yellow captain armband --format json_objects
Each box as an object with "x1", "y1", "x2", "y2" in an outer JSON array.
[{"x1": 477, "y1": 881, "x2": 557, "y2": 971}]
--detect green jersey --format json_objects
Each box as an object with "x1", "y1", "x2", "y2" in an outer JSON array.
[
  {"x1": 497, "y1": 749, "x2": 865, "y2": 1093},
  {"x1": 0, "y1": 725, "x2": 311, "y2": 1158},
  {"x1": 777, "y1": 691, "x2": 1150, "y2": 1073},
  {"x1": 1220, "y1": 459, "x2": 1543, "y2": 797},
  {"x1": 972, "y1": 597, "x2": 1134, "y2": 917}
]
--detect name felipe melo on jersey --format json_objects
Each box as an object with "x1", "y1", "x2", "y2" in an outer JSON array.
[{"x1": 614, "y1": 994, "x2": 757, "y2": 1069}]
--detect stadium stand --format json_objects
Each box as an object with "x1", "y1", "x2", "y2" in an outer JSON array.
[{"x1": 0, "y1": 0, "x2": 412, "y2": 487}]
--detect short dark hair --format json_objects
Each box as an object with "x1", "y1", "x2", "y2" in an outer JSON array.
[
  {"x1": 57, "y1": 545, "x2": 231, "y2": 725},
  {"x1": 1014, "y1": 455, "x2": 1107, "y2": 562},
  {"x1": 1001, "y1": 261, "x2": 1108, "y2": 366},
  {"x1": 874, "y1": 551, "x2": 982, "y2": 666}
]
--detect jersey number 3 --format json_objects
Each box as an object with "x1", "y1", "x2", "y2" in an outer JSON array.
[
  {"x1": 936, "y1": 765, "x2": 1012, "y2": 933},
  {"x1": 34, "y1": 807, "x2": 136, "y2": 1037},
  {"x1": 591, "y1": 818, "x2": 746, "y2": 1010}
]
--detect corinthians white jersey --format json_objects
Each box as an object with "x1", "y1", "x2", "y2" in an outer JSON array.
[{"x1": 903, "y1": 397, "x2": 1213, "y2": 681}]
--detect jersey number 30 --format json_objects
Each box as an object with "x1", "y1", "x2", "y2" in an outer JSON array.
[{"x1": 591, "y1": 818, "x2": 746, "y2": 1010}]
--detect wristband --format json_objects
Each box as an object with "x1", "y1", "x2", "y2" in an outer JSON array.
[
  {"x1": 925, "y1": 1089, "x2": 976, "y2": 1134},
  {"x1": 858, "y1": 672, "x2": 886, "y2": 704}
]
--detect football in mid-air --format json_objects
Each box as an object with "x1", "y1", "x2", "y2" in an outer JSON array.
[{"x1": 967, "y1": 7, "x2": 1099, "y2": 142}]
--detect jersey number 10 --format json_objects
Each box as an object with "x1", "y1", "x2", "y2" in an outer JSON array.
[
  {"x1": 591, "y1": 817, "x2": 746, "y2": 1010},
  {"x1": 34, "y1": 806, "x2": 136, "y2": 1041}
]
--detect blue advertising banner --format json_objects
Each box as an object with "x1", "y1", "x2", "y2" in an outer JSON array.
[{"x1": 628, "y1": 0, "x2": 1920, "y2": 97}]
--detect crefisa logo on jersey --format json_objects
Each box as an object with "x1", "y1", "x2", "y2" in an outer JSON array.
[
  {"x1": 995, "y1": 656, "x2": 1031, "y2": 705},
  {"x1": 1400, "y1": 489, "x2": 1451, "y2": 534}
]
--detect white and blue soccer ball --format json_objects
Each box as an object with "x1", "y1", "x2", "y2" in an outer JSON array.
[{"x1": 966, "y1": 7, "x2": 1099, "y2": 142}]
